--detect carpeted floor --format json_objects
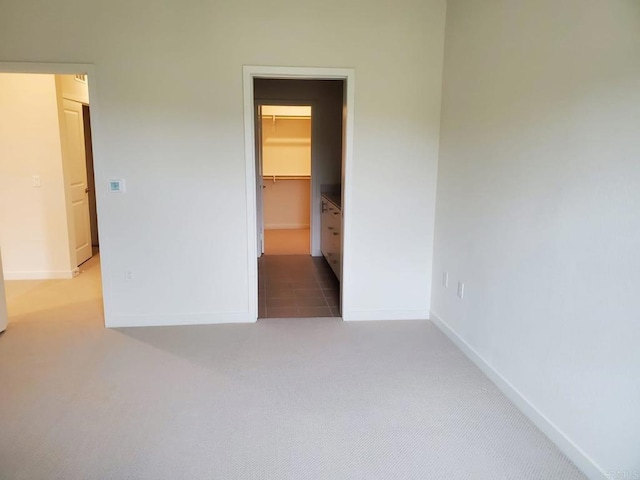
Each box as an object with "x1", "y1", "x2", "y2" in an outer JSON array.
[{"x1": 0, "y1": 256, "x2": 587, "y2": 480}]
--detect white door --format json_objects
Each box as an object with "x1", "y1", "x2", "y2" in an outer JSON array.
[
  {"x1": 62, "y1": 99, "x2": 92, "y2": 266},
  {"x1": 255, "y1": 104, "x2": 265, "y2": 256}
]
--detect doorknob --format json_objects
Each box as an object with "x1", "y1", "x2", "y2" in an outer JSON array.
[{"x1": 85, "y1": 187, "x2": 90, "y2": 193}]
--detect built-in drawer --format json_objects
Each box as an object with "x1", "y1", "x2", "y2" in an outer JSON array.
[{"x1": 321, "y1": 195, "x2": 342, "y2": 281}]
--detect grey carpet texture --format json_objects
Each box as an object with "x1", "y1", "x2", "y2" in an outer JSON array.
[{"x1": 0, "y1": 316, "x2": 587, "y2": 479}]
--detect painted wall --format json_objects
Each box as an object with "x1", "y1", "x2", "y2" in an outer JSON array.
[
  {"x1": 263, "y1": 178, "x2": 310, "y2": 229},
  {"x1": 0, "y1": 73, "x2": 74, "y2": 279},
  {"x1": 432, "y1": 1, "x2": 640, "y2": 478},
  {"x1": 0, "y1": 0, "x2": 446, "y2": 325}
]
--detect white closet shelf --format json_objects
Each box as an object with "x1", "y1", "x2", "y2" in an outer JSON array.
[{"x1": 264, "y1": 137, "x2": 311, "y2": 146}]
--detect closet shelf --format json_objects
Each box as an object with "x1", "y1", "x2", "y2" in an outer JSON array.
[
  {"x1": 262, "y1": 175, "x2": 311, "y2": 182},
  {"x1": 264, "y1": 138, "x2": 311, "y2": 146}
]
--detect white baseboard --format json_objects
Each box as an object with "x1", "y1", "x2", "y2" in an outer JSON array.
[
  {"x1": 429, "y1": 311, "x2": 607, "y2": 480},
  {"x1": 343, "y1": 309, "x2": 430, "y2": 322},
  {"x1": 106, "y1": 310, "x2": 256, "y2": 328},
  {"x1": 3, "y1": 270, "x2": 75, "y2": 280},
  {"x1": 264, "y1": 224, "x2": 310, "y2": 230}
]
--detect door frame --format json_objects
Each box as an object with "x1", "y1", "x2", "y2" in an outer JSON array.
[
  {"x1": 242, "y1": 65, "x2": 355, "y2": 321},
  {"x1": 0, "y1": 61, "x2": 108, "y2": 326},
  {"x1": 255, "y1": 98, "x2": 318, "y2": 257}
]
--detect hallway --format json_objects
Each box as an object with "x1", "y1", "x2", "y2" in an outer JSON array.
[
  {"x1": 3, "y1": 254, "x2": 103, "y2": 326},
  {"x1": 258, "y1": 255, "x2": 340, "y2": 318}
]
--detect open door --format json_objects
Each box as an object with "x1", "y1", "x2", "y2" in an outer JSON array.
[
  {"x1": 61, "y1": 99, "x2": 92, "y2": 265},
  {"x1": 255, "y1": 104, "x2": 264, "y2": 256},
  {"x1": 82, "y1": 105, "x2": 99, "y2": 249}
]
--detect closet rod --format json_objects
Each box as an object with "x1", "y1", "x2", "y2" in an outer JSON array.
[{"x1": 263, "y1": 175, "x2": 311, "y2": 182}]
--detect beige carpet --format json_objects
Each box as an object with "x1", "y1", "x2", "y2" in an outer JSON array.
[
  {"x1": 3, "y1": 253, "x2": 103, "y2": 325},
  {"x1": 0, "y1": 257, "x2": 587, "y2": 480},
  {"x1": 264, "y1": 228, "x2": 310, "y2": 255}
]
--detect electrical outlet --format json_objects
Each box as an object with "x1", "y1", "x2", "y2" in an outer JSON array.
[
  {"x1": 457, "y1": 282, "x2": 465, "y2": 299},
  {"x1": 125, "y1": 271, "x2": 133, "y2": 280},
  {"x1": 32, "y1": 175, "x2": 41, "y2": 187},
  {"x1": 442, "y1": 272, "x2": 449, "y2": 288}
]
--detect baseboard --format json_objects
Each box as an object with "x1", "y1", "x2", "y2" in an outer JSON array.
[
  {"x1": 343, "y1": 309, "x2": 430, "y2": 322},
  {"x1": 106, "y1": 311, "x2": 256, "y2": 328},
  {"x1": 264, "y1": 224, "x2": 310, "y2": 230},
  {"x1": 3, "y1": 270, "x2": 75, "y2": 280},
  {"x1": 429, "y1": 311, "x2": 607, "y2": 480}
]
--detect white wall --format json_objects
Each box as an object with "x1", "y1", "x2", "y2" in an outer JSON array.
[
  {"x1": 0, "y1": 0, "x2": 446, "y2": 326},
  {"x1": 0, "y1": 73, "x2": 74, "y2": 279},
  {"x1": 432, "y1": 1, "x2": 640, "y2": 478}
]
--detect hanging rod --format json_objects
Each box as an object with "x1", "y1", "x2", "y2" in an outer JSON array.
[{"x1": 263, "y1": 175, "x2": 311, "y2": 182}]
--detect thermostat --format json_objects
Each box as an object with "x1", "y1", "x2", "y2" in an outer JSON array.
[{"x1": 108, "y1": 179, "x2": 126, "y2": 193}]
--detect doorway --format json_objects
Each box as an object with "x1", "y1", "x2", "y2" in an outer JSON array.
[
  {"x1": 0, "y1": 71, "x2": 103, "y2": 330},
  {"x1": 245, "y1": 69, "x2": 353, "y2": 320},
  {"x1": 259, "y1": 104, "x2": 312, "y2": 255}
]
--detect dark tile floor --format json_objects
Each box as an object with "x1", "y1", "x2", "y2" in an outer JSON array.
[{"x1": 258, "y1": 255, "x2": 340, "y2": 318}]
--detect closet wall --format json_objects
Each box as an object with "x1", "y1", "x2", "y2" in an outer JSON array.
[{"x1": 262, "y1": 116, "x2": 311, "y2": 230}]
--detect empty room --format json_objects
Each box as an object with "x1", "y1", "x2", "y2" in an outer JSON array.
[{"x1": 0, "y1": 1, "x2": 638, "y2": 479}]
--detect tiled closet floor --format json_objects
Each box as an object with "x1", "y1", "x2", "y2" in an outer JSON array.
[{"x1": 258, "y1": 255, "x2": 340, "y2": 318}]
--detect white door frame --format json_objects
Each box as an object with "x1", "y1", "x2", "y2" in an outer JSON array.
[
  {"x1": 0, "y1": 61, "x2": 108, "y2": 327},
  {"x1": 243, "y1": 65, "x2": 355, "y2": 321}
]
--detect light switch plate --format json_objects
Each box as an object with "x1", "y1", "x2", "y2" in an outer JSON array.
[{"x1": 108, "y1": 179, "x2": 126, "y2": 193}]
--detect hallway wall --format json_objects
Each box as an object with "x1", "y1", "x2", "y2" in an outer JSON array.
[{"x1": 0, "y1": 73, "x2": 73, "y2": 279}]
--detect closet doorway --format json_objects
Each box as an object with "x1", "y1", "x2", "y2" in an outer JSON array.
[
  {"x1": 252, "y1": 77, "x2": 345, "y2": 319},
  {"x1": 258, "y1": 104, "x2": 312, "y2": 256},
  {"x1": 243, "y1": 66, "x2": 355, "y2": 321}
]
